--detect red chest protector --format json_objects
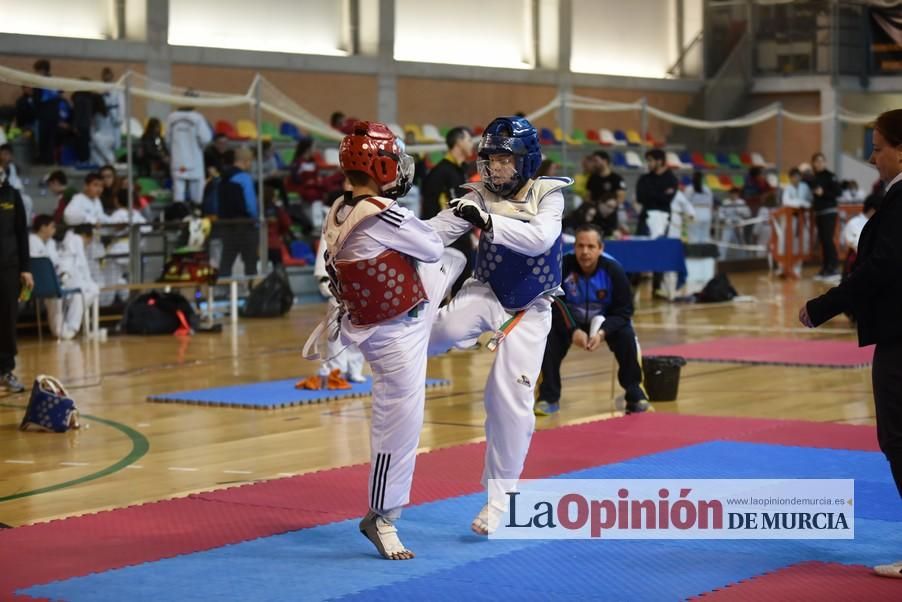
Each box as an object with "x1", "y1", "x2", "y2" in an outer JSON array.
[{"x1": 325, "y1": 197, "x2": 427, "y2": 326}]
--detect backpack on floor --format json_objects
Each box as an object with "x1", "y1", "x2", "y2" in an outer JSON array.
[
  {"x1": 20, "y1": 375, "x2": 80, "y2": 433},
  {"x1": 241, "y1": 267, "x2": 294, "y2": 318},
  {"x1": 695, "y1": 273, "x2": 738, "y2": 303},
  {"x1": 122, "y1": 291, "x2": 199, "y2": 335},
  {"x1": 159, "y1": 250, "x2": 218, "y2": 285}
]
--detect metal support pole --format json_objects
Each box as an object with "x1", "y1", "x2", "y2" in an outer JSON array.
[
  {"x1": 254, "y1": 76, "x2": 267, "y2": 277},
  {"x1": 775, "y1": 102, "x2": 784, "y2": 178},
  {"x1": 125, "y1": 72, "x2": 140, "y2": 285},
  {"x1": 559, "y1": 91, "x2": 568, "y2": 178},
  {"x1": 639, "y1": 97, "x2": 649, "y2": 152}
]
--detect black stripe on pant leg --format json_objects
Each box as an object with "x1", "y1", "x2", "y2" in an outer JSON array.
[
  {"x1": 370, "y1": 453, "x2": 385, "y2": 510},
  {"x1": 378, "y1": 454, "x2": 392, "y2": 512}
]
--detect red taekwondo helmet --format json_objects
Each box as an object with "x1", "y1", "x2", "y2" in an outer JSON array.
[{"x1": 339, "y1": 121, "x2": 413, "y2": 199}]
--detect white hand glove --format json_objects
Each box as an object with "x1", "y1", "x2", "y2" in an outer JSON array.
[
  {"x1": 450, "y1": 198, "x2": 492, "y2": 231},
  {"x1": 317, "y1": 277, "x2": 333, "y2": 300}
]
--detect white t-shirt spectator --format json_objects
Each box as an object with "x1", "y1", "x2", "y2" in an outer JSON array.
[{"x1": 64, "y1": 193, "x2": 107, "y2": 226}]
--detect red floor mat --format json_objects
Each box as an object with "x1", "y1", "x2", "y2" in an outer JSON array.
[
  {"x1": 0, "y1": 414, "x2": 880, "y2": 599},
  {"x1": 648, "y1": 337, "x2": 873, "y2": 368},
  {"x1": 692, "y1": 561, "x2": 901, "y2": 601}
]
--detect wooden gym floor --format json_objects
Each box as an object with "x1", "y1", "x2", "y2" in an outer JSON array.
[{"x1": 0, "y1": 270, "x2": 871, "y2": 527}]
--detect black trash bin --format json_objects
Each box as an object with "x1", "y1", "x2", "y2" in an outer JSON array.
[{"x1": 642, "y1": 355, "x2": 687, "y2": 401}]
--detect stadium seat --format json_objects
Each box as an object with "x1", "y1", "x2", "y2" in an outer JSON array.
[
  {"x1": 586, "y1": 129, "x2": 600, "y2": 142},
  {"x1": 779, "y1": 172, "x2": 791, "y2": 186},
  {"x1": 626, "y1": 130, "x2": 643, "y2": 145},
  {"x1": 732, "y1": 175, "x2": 745, "y2": 188},
  {"x1": 280, "y1": 122, "x2": 303, "y2": 140},
  {"x1": 766, "y1": 173, "x2": 779, "y2": 188},
  {"x1": 421, "y1": 123, "x2": 443, "y2": 142},
  {"x1": 690, "y1": 152, "x2": 709, "y2": 169},
  {"x1": 215, "y1": 120, "x2": 243, "y2": 140},
  {"x1": 665, "y1": 151, "x2": 685, "y2": 169},
  {"x1": 706, "y1": 174, "x2": 724, "y2": 191},
  {"x1": 728, "y1": 152, "x2": 743, "y2": 169},
  {"x1": 716, "y1": 152, "x2": 732, "y2": 168},
  {"x1": 613, "y1": 130, "x2": 629, "y2": 145},
  {"x1": 719, "y1": 175, "x2": 734, "y2": 189},
  {"x1": 680, "y1": 174, "x2": 692, "y2": 188},
  {"x1": 571, "y1": 129, "x2": 588, "y2": 144},
  {"x1": 739, "y1": 152, "x2": 754, "y2": 166},
  {"x1": 280, "y1": 149, "x2": 295, "y2": 166},
  {"x1": 404, "y1": 124, "x2": 426, "y2": 142},
  {"x1": 599, "y1": 129, "x2": 617, "y2": 146},
  {"x1": 126, "y1": 117, "x2": 143, "y2": 138},
  {"x1": 540, "y1": 128, "x2": 559, "y2": 145},
  {"x1": 646, "y1": 132, "x2": 664, "y2": 147},
  {"x1": 612, "y1": 151, "x2": 628, "y2": 169},
  {"x1": 322, "y1": 147, "x2": 340, "y2": 167},
  {"x1": 751, "y1": 152, "x2": 767, "y2": 167},
  {"x1": 704, "y1": 152, "x2": 721, "y2": 168},
  {"x1": 679, "y1": 151, "x2": 693, "y2": 166},
  {"x1": 554, "y1": 127, "x2": 581, "y2": 145},
  {"x1": 236, "y1": 119, "x2": 258, "y2": 139},
  {"x1": 136, "y1": 177, "x2": 161, "y2": 194},
  {"x1": 261, "y1": 121, "x2": 292, "y2": 142},
  {"x1": 624, "y1": 150, "x2": 643, "y2": 169}
]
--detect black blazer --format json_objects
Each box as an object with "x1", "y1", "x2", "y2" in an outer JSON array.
[{"x1": 807, "y1": 179, "x2": 902, "y2": 346}]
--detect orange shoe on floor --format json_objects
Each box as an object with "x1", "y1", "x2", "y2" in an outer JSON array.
[
  {"x1": 326, "y1": 369, "x2": 352, "y2": 390},
  {"x1": 295, "y1": 374, "x2": 325, "y2": 390}
]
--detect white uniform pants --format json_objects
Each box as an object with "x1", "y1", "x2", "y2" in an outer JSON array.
[
  {"x1": 359, "y1": 249, "x2": 466, "y2": 520},
  {"x1": 428, "y1": 280, "x2": 552, "y2": 503},
  {"x1": 173, "y1": 177, "x2": 203, "y2": 204},
  {"x1": 320, "y1": 301, "x2": 365, "y2": 380}
]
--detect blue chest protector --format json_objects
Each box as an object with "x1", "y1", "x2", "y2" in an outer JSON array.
[{"x1": 474, "y1": 234, "x2": 563, "y2": 311}]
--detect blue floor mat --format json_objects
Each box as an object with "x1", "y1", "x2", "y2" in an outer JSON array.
[
  {"x1": 21, "y1": 441, "x2": 902, "y2": 601},
  {"x1": 147, "y1": 377, "x2": 450, "y2": 409}
]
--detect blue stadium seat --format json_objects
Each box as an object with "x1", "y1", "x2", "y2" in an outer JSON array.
[
  {"x1": 280, "y1": 122, "x2": 303, "y2": 140},
  {"x1": 612, "y1": 151, "x2": 627, "y2": 169},
  {"x1": 613, "y1": 130, "x2": 629, "y2": 145}
]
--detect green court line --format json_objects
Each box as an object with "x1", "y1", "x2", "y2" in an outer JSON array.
[{"x1": 0, "y1": 403, "x2": 149, "y2": 503}]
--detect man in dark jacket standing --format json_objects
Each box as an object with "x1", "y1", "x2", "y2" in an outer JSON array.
[
  {"x1": 810, "y1": 152, "x2": 843, "y2": 279},
  {"x1": 217, "y1": 147, "x2": 260, "y2": 278},
  {"x1": 800, "y1": 110, "x2": 902, "y2": 579},
  {"x1": 0, "y1": 169, "x2": 33, "y2": 393},
  {"x1": 536, "y1": 224, "x2": 650, "y2": 416}
]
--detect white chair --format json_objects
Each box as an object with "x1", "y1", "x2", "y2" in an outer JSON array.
[
  {"x1": 666, "y1": 151, "x2": 685, "y2": 170},
  {"x1": 387, "y1": 123, "x2": 405, "y2": 139},
  {"x1": 625, "y1": 150, "x2": 643, "y2": 169},
  {"x1": 751, "y1": 152, "x2": 767, "y2": 167},
  {"x1": 421, "y1": 124, "x2": 443, "y2": 142},
  {"x1": 599, "y1": 129, "x2": 617, "y2": 146}
]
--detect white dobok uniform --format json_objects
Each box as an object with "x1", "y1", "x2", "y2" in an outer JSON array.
[
  {"x1": 324, "y1": 195, "x2": 465, "y2": 521},
  {"x1": 63, "y1": 193, "x2": 107, "y2": 226},
  {"x1": 427, "y1": 177, "x2": 569, "y2": 505},
  {"x1": 312, "y1": 236, "x2": 365, "y2": 380},
  {"x1": 166, "y1": 109, "x2": 212, "y2": 203}
]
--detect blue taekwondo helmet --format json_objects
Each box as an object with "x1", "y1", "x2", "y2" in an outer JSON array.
[{"x1": 477, "y1": 116, "x2": 541, "y2": 197}]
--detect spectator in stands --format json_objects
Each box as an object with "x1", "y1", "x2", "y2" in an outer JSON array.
[
  {"x1": 32, "y1": 59, "x2": 61, "y2": 165},
  {"x1": 138, "y1": 117, "x2": 169, "y2": 177},
  {"x1": 0, "y1": 167, "x2": 31, "y2": 393},
  {"x1": 0, "y1": 144, "x2": 33, "y2": 224},
  {"x1": 100, "y1": 67, "x2": 124, "y2": 152},
  {"x1": 420, "y1": 126, "x2": 474, "y2": 295},
  {"x1": 571, "y1": 154, "x2": 594, "y2": 202},
  {"x1": 263, "y1": 184, "x2": 292, "y2": 266},
  {"x1": 535, "y1": 224, "x2": 650, "y2": 416},
  {"x1": 687, "y1": 171, "x2": 714, "y2": 243},
  {"x1": 63, "y1": 172, "x2": 106, "y2": 226},
  {"x1": 287, "y1": 137, "x2": 325, "y2": 203},
  {"x1": 330, "y1": 111, "x2": 346, "y2": 132},
  {"x1": 217, "y1": 147, "x2": 259, "y2": 278},
  {"x1": 90, "y1": 87, "x2": 117, "y2": 167},
  {"x1": 47, "y1": 170, "x2": 75, "y2": 223},
  {"x1": 28, "y1": 214, "x2": 74, "y2": 339},
  {"x1": 70, "y1": 83, "x2": 96, "y2": 164},
  {"x1": 56, "y1": 223, "x2": 100, "y2": 333},
  {"x1": 636, "y1": 148, "x2": 678, "y2": 292},
  {"x1": 842, "y1": 192, "x2": 881, "y2": 277},
  {"x1": 587, "y1": 150, "x2": 627, "y2": 237},
  {"x1": 14, "y1": 86, "x2": 36, "y2": 134},
  {"x1": 98, "y1": 164, "x2": 123, "y2": 214},
  {"x1": 167, "y1": 96, "x2": 213, "y2": 204},
  {"x1": 103, "y1": 187, "x2": 149, "y2": 279},
  {"x1": 800, "y1": 110, "x2": 902, "y2": 579},
  {"x1": 204, "y1": 133, "x2": 229, "y2": 177},
  {"x1": 536, "y1": 159, "x2": 558, "y2": 177},
  {"x1": 840, "y1": 179, "x2": 866, "y2": 203},
  {"x1": 775, "y1": 167, "x2": 813, "y2": 278},
  {"x1": 742, "y1": 166, "x2": 774, "y2": 216},
  {"x1": 718, "y1": 187, "x2": 752, "y2": 256},
  {"x1": 810, "y1": 152, "x2": 842, "y2": 280}
]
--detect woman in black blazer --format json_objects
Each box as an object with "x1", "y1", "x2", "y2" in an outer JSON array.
[{"x1": 800, "y1": 109, "x2": 902, "y2": 578}]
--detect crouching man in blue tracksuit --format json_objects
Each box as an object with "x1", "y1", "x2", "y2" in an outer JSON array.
[{"x1": 536, "y1": 223, "x2": 651, "y2": 416}]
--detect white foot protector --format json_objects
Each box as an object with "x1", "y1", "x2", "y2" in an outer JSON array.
[
  {"x1": 471, "y1": 500, "x2": 507, "y2": 536},
  {"x1": 359, "y1": 511, "x2": 414, "y2": 560},
  {"x1": 874, "y1": 561, "x2": 902, "y2": 578}
]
